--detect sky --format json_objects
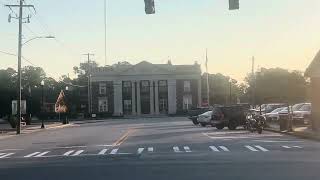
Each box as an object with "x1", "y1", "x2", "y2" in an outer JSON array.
[{"x1": 1, "y1": 0, "x2": 320, "y2": 82}]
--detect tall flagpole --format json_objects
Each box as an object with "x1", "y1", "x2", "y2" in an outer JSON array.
[{"x1": 206, "y1": 49, "x2": 210, "y2": 106}]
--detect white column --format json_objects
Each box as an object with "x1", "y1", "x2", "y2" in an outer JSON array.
[
  {"x1": 137, "y1": 81, "x2": 141, "y2": 115},
  {"x1": 168, "y1": 79, "x2": 177, "y2": 115},
  {"x1": 155, "y1": 80, "x2": 160, "y2": 115},
  {"x1": 150, "y1": 80, "x2": 155, "y2": 115},
  {"x1": 132, "y1": 81, "x2": 136, "y2": 115},
  {"x1": 198, "y1": 78, "x2": 202, "y2": 107},
  {"x1": 113, "y1": 80, "x2": 123, "y2": 116}
]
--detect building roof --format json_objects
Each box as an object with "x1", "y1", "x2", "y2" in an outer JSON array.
[{"x1": 305, "y1": 50, "x2": 320, "y2": 77}]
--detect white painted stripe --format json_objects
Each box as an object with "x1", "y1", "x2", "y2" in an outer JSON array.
[
  {"x1": 173, "y1": 146, "x2": 181, "y2": 153},
  {"x1": 0, "y1": 153, "x2": 5, "y2": 156},
  {"x1": 148, "y1": 147, "x2": 154, "y2": 152},
  {"x1": 282, "y1": 146, "x2": 291, "y2": 149},
  {"x1": 71, "y1": 150, "x2": 84, "y2": 156},
  {"x1": 184, "y1": 146, "x2": 192, "y2": 152},
  {"x1": 24, "y1": 152, "x2": 40, "y2": 158},
  {"x1": 0, "y1": 153, "x2": 14, "y2": 158},
  {"x1": 209, "y1": 146, "x2": 220, "y2": 152},
  {"x1": 110, "y1": 149, "x2": 118, "y2": 155},
  {"x1": 137, "y1": 148, "x2": 144, "y2": 154},
  {"x1": 245, "y1": 146, "x2": 259, "y2": 152},
  {"x1": 35, "y1": 151, "x2": 50, "y2": 157},
  {"x1": 63, "y1": 150, "x2": 75, "y2": 156},
  {"x1": 255, "y1": 146, "x2": 269, "y2": 152},
  {"x1": 98, "y1": 149, "x2": 108, "y2": 155},
  {"x1": 219, "y1": 146, "x2": 230, "y2": 152},
  {"x1": 293, "y1": 146, "x2": 303, "y2": 148}
]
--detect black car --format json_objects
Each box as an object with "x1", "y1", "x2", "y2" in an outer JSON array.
[{"x1": 210, "y1": 105, "x2": 249, "y2": 130}]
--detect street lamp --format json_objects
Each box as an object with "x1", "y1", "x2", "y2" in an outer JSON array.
[
  {"x1": 22, "y1": 36, "x2": 55, "y2": 46},
  {"x1": 40, "y1": 80, "x2": 45, "y2": 129},
  {"x1": 64, "y1": 86, "x2": 69, "y2": 124}
]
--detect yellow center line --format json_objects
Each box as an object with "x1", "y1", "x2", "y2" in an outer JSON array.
[{"x1": 112, "y1": 128, "x2": 137, "y2": 147}]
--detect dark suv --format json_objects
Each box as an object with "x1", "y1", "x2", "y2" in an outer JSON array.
[{"x1": 210, "y1": 105, "x2": 249, "y2": 130}]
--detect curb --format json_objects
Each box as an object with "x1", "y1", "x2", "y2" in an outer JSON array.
[{"x1": 265, "y1": 128, "x2": 320, "y2": 142}]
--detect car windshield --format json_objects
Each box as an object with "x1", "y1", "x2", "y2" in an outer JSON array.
[
  {"x1": 270, "y1": 107, "x2": 284, "y2": 113},
  {"x1": 299, "y1": 104, "x2": 311, "y2": 111},
  {"x1": 292, "y1": 104, "x2": 305, "y2": 111}
]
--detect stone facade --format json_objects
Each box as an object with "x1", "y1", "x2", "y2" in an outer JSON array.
[{"x1": 91, "y1": 61, "x2": 202, "y2": 116}]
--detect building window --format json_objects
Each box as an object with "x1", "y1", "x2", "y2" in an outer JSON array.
[
  {"x1": 124, "y1": 100, "x2": 132, "y2": 113},
  {"x1": 159, "y1": 98, "x2": 168, "y2": 113},
  {"x1": 98, "y1": 98, "x2": 108, "y2": 112},
  {"x1": 183, "y1": 95, "x2": 192, "y2": 110},
  {"x1": 184, "y1": 81, "x2": 191, "y2": 92},
  {"x1": 159, "y1": 80, "x2": 168, "y2": 93},
  {"x1": 123, "y1": 81, "x2": 132, "y2": 94},
  {"x1": 141, "y1": 80, "x2": 150, "y2": 93},
  {"x1": 99, "y1": 83, "x2": 107, "y2": 95}
]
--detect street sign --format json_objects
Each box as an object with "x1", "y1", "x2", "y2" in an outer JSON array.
[{"x1": 12, "y1": 100, "x2": 27, "y2": 115}]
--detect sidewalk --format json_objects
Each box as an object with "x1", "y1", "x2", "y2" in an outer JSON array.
[
  {"x1": 266, "y1": 122, "x2": 320, "y2": 141},
  {"x1": 0, "y1": 122, "x2": 74, "y2": 140}
]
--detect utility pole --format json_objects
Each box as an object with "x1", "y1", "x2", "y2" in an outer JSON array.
[
  {"x1": 83, "y1": 53, "x2": 94, "y2": 116},
  {"x1": 104, "y1": 0, "x2": 107, "y2": 66},
  {"x1": 205, "y1": 49, "x2": 210, "y2": 107},
  {"x1": 6, "y1": 1, "x2": 35, "y2": 135},
  {"x1": 251, "y1": 56, "x2": 255, "y2": 108}
]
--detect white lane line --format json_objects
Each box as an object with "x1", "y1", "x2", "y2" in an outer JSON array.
[
  {"x1": 35, "y1": 151, "x2": 50, "y2": 157},
  {"x1": 255, "y1": 146, "x2": 269, "y2": 152},
  {"x1": 137, "y1": 148, "x2": 145, "y2": 154},
  {"x1": 0, "y1": 153, "x2": 5, "y2": 156},
  {"x1": 110, "y1": 149, "x2": 118, "y2": 155},
  {"x1": 219, "y1": 146, "x2": 230, "y2": 152},
  {"x1": 63, "y1": 150, "x2": 75, "y2": 156},
  {"x1": 184, "y1": 146, "x2": 192, "y2": 152},
  {"x1": 173, "y1": 146, "x2": 181, "y2": 153},
  {"x1": 245, "y1": 146, "x2": 259, "y2": 152},
  {"x1": 96, "y1": 145, "x2": 113, "y2": 147},
  {"x1": 282, "y1": 146, "x2": 291, "y2": 149},
  {"x1": 148, "y1": 147, "x2": 154, "y2": 152},
  {"x1": 71, "y1": 150, "x2": 84, "y2": 156},
  {"x1": 209, "y1": 146, "x2": 220, "y2": 152},
  {"x1": 0, "y1": 153, "x2": 15, "y2": 159},
  {"x1": 24, "y1": 152, "x2": 40, "y2": 158},
  {"x1": 0, "y1": 149, "x2": 24, "y2": 152},
  {"x1": 98, "y1": 149, "x2": 108, "y2": 155},
  {"x1": 293, "y1": 146, "x2": 303, "y2": 149}
]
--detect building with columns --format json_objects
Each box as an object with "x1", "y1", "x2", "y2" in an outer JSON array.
[{"x1": 91, "y1": 61, "x2": 202, "y2": 116}]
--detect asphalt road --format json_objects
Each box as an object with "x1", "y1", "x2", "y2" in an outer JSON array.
[{"x1": 0, "y1": 117, "x2": 320, "y2": 180}]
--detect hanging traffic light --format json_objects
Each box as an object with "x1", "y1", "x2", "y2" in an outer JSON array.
[
  {"x1": 144, "y1": 0, "x2": 155, "y2": 14},
  {"x1": 229, "y1": 0, "x2": 239, "y2": 10}
]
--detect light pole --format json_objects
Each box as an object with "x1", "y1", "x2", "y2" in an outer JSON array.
[
  {"x1": 40, "y1": 80, "x2": 45, "y2": 129},
  {"x1": 22, "y1": 36, "x2": 55, "y2": 47},
  {"x1": 229, "y1": 79, "x2": 232, "y2": 105},
  {"x1": 65, "y1": 86, "x2": 69, "y2": 124}
]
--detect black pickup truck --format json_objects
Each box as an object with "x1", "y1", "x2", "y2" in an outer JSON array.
[
  {"x1": 210, "y1": 105, "x2": 250, "y2": 130},
  {"x1": 188, "y1": 107, "x2": 210, "y2": 125}
]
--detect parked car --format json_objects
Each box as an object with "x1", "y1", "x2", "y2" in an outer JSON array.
[
  {"x1": 188, "y1": 107, "x2": 210, "y2": 125},
  {"x1": 292, "y1": 103, "x2": 311, "y2": 125},
  {"x1": 278, "y1": 103, "x2": 311, "y2": 124},
  {"x1": 254, "y1": 103, "x2": 286, "y2": 114},
  {"x1": 210, "y1": 105, "x2": 249, "y2": 130},
  {"x1": 197, "y1": 111, "x2": 213, "y2": 127},
  {"x1": 263, "y1": 107, "x2": 286, "y2": 121}
]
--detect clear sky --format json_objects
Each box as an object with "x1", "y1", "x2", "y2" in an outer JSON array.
[{"x1": 1, "y1": 0, "x2": 320, "y2": 81}]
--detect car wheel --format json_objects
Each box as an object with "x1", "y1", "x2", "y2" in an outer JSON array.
[
  {"x1": 216, "y1": 124, "x2": 224, "y2": 130},
  {"x1": 228, "y1": 121, "x2": 238, "y2": 130},
  {"x1": 192, "y1": 119, "x2": 199, "y2": 125},
  {"x1": 200, "y1": 123, "x2": 206, "y2": 127}
]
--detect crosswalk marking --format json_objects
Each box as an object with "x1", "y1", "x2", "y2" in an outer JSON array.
[
  {"x1": 35, "y1": 151, "x2": 50, "y2": 157},
  {"x1": 71, "y1": 150, "x2": 84, "y2": 156},
  {"x1": 137, "y1": 148, "x2": 144, "y2": 154},
  {"x1": 245, "y1": 146, "x2": 259, "y2": 152},
  {"x1": 184, "y1": 146, "x2": 192, "y2": 152},
  {"x1": 293, "y1": 146, "x2": 303, "y2": 149},
  {"x1": 98, "y1": 149, "x2": 108, "y2": 155},
  {"x1": 24, "y1": 152, "x2": 40, "y2": 158},
  {"x1": 148, "y1": 147, "x2": 154, "y2": 152},
  {"x1": 254, "y1": 146, "x2": 269, "y2": 152},
  {"x1": 0, "y1": 153, "x2": 15, "y2": 159},
  {"x1": 63, "y1": 150, "x2": 75, "y2": 156},
  {"x1": 219, "y1": 146, "x2": 230, "y2": 152},
  {"x1": 110, "y1": 149, "x2": 118, "y2": 155},
  {"x1": 282, "y1": 146, "x2": 291, "y2": 149},
  {"x1": 173, "y1": 146, "x2": 181, "y2": 153},
  {"x1": 209, "y1": 146, "x2": 220, "y2": 152}
]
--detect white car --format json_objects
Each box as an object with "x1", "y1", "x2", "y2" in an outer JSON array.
[{"x1": 197, "y1": 111, "x2": 213, "y2": 127}]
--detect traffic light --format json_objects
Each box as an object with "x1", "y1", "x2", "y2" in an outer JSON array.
[
  {"x1": 229, "y1": 0, "x2": 239, "y2": 10},
  {"x1": 144, "y1": 0, "x2": 155, "y2": 14}
]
